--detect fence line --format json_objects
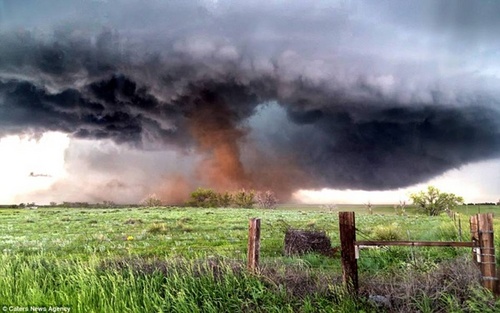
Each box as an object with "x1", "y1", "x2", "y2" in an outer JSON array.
[
  {"x1": 338, "y1": 211, "x2": 498, "y2": 295},
  {"x1": 156, "y1": 214, "x2": 499, "y2": 295}
]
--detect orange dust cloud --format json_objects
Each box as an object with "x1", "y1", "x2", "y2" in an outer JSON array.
[
  {"x1": 187, "y1": 90, "x2": 250, "y2": 191},
  {"x1": 156, "y1": 174, "x2": 193, "y2": 205},
  {"x1": 245, "y1": 146, "x2": 315, "y2": 202}
]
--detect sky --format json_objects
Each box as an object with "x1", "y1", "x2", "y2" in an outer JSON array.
[{"x1": 0, "y1": 0, "x2": 499, "y2": 205}]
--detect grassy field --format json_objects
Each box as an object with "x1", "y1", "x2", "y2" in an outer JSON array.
[{"x1": 1, "y1": 205, "x2": 499, "y2": 312}]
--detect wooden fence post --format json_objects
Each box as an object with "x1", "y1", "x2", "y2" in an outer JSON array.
[
  {"x1": 339, "y1": 212, "x2": 358, "y2": 293},
  {"x1": 247, "y1": 218, "x2": 261, "y2": 272},
  {"x1": 470, "y1": 215, "x2": 479, "y2": 265},
  {"x1": 477, "y1": 213, "x2": 498, "y2": 294}
]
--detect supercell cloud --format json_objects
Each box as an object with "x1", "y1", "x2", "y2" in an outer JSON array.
[{"x1": 0, "y1": 0, "x2": 499, "y2": 201}]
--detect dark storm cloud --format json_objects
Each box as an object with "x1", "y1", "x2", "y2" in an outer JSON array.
[
  {"x1": 0, "y1": 0, "x2": 499, "y2": 195},
  {"x1": 283, "y1": 103, "x2": 499, "y2": 189},
  {"x1": 0, "y1": 78, "x2": 158, "y2": 144}
]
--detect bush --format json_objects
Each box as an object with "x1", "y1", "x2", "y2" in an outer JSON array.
[
  {"x1": 371, "y1": 223, "x2": 402, "y2": 241},
  {"x1": 142, "y1": 194, "x2": 162, "y2": 207},
  {"x1": 147, "y1": 223, "x2": 169, "y2": 234},
  {"x1": 256, "y1": 190, "x2": 278, "y2": 209},
  {"x1": 394, "y1": 201, "x2": 407, "y2": 216},
  {"x1": 216, "y1": 192, "x2": 233, "y2": 208},
  {"x1": 232, "y1": 189, "x2": 255, "y2": 208},
  {"x1": 187, "y1": 188, "x2": 275, "y2": 209},
  {"x1": 187, "y1": 188, "x2": 220, "y2": 208}
]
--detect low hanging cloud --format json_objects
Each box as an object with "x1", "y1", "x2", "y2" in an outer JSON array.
[{"x1": 1, "y1": 0, "x2": 499, "y2": 202}]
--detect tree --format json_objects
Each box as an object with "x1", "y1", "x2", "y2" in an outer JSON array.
[
  {"x1": 102, "y1": 200, "x2": 116, "y2": 208},
  {"x1": 186, "y1": 188, "x2": 220, "y2": 208},
  {"x1": 256, "y1": 190, "x2": 278, "y2": 209},
  {"x1": 365, "y1": 201, "x2": 373, "y2": 215},
  {"x1": 232, "y1": 189, "x2": 256, "y2": 208},
  {"x1": 410, "y1": 186, "x2": 464, "y2": 216},
  {"x1": 142, "y1": 193, "x2": 162, "y2": 207}
]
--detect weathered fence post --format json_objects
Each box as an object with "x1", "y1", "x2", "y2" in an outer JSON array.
[
  {"x1": 470, "y1": 215, "x2": 479, "y2": 265},
  {"x1": 247, "y1": 218, "x2": 261, "y2": 272},
  {"x1": 477, "y1": 213, "x2": 498, "y2": 294},
  {"x1": 339, "y1": 212, "x2": 358, "y2": 293}
]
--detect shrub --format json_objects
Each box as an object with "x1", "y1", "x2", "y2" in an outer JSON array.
[
  {"x1": 366, "y1": 202, "x2": 373, "y2": 215},
  {"x1": 394, "y1": 201, "x2": 407, "y2": 216},
  {"x1": 102, "y1": 200, "x2": 116, "y2": 208},
  {"x1": 371, "y1": 223, "x2": 402, "y2": 241},
  {"x1": 187, "y1": 188, "x2": 269, "y2": 209},
  {"x1": 187, "y1": 188, "x2": 220, "y2": 208},
  {"x1": 256, "y1": 190, "x2": 278, "y2": 209},
  {"x1": 232, "y1": 189, "x2": 255, "y2": 208},
  {"x1": 142, "y1": 193, "x2": 162, "y2": 207},
  {"x1": 216, "y1": 191, "x2": 233, "y2": 208},
  {"x1": 320, "y1": 204, "x2": 337, "y2": 212},
  {"x1": 147, "y1": 223, "x2": 169, "y2": 234}
]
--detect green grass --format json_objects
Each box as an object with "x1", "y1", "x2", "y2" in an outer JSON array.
[
  {"x1": 0, "y1": 253, "x2": 373, "y2": 312},
  {"x1": 1, "y1": 205, "x2": 499, "y2": 312},
  {"x1": 1, "y1": 205, "x2": 498, "y2": 269}
]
